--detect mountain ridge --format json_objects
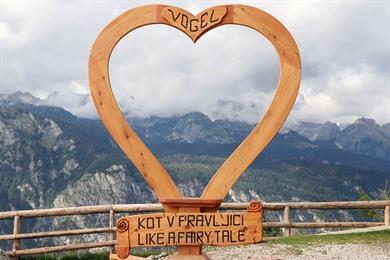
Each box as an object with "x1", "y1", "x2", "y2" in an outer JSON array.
[
  {"x1": 1, "y1": 91, "x2": 389, "y2": 249},
  {"x1": 0, "y1": 92, "x2": 389, "y2": 211}
]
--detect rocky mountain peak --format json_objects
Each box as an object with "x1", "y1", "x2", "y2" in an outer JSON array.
[
  {"x1": 335, "y1": 117, "x2": 390, "y2": 160},
  {"x1": 178, "y1": 112, "x2": 212, "y2": 124},
  {"x1": 383, "y1": 123, "x2": 390, "y2": 135},
  {"x1": 353, "y1": 118, "x2": 381, "y2": 128},
  {"x1": 285, "y1": 121, "x2": 340, "y2": 141},
  {"x1": 0, "y1": 91, "x2": 41, "y2": 106},
  {"x1": 168, "y1": 112, "x2": 234, "y2": 144}
]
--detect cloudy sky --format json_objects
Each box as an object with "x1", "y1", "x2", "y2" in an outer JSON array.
[{"x1": 0, "y1": 0, "x2": 389, "y2": 124}]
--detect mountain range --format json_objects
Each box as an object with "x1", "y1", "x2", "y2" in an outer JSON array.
[
  {"x1": 0, "y1": 91, "x2": 389, "y2": 248},
  {"x1": 1, "y1": 91, "x2": 389, "y2": 209},
  {"x1": 129, "y1": 112, "x2": 390, "y2": 161}
]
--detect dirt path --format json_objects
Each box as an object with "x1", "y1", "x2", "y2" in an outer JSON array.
[{"x1": 202, "y1": 242, "x2": 390, "y2": 260}]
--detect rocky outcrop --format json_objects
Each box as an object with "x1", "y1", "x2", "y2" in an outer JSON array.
[
  {"x1": 287, "y1": 121, "x2": 340, "y2": 141},
  {"x1": 335, "y1": 118, "x2": 390, "y2": 160},
  {"x1": 53, "y1": 165, "x2": 155, "y2": 207}
]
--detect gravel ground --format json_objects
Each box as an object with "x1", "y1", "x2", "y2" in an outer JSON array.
[{"x1": 201, "y1": 242, "x2": 390, "y2": 260}]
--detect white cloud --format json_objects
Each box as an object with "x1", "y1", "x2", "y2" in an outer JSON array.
[
  {"x1": 0, "y1": 0, "x2": 389, "y2": 124},
  {"x1": 294, "y1": 64, "x2": 390, "y2": 123}
]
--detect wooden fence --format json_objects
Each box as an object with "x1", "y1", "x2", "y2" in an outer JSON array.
[{"x1": 0, "y1": 200, "x2": 389, "y2": 258}]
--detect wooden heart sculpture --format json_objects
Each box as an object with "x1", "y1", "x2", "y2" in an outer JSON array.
[{"x1": 88, "y1": 5, "x2": 301, "y2": 206}]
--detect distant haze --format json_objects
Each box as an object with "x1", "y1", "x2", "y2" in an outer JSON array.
[{"x1": 0, "y1": 1, "x2": 389, "y2": 124}]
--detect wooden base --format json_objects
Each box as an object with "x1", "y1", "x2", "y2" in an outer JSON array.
[
  {"x1": 110, "y1": 253, "x2": 144, "y2": 259},
  {"x1": 160, "y1": 198, "x2": 222, "y2": 209},
  {"x1": 169, "y1": 252, "x2": 211, "y2": 259},
  {"x1": 110, "y1": 253, "x2": 210, "y2": 260},
  {"x1": 161, "y1": 198, "x2": 222, "y2": 259}
]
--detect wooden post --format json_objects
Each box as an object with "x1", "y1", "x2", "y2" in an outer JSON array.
[
  {"x1": 283, "y1": 206, "x2": 291, "y2": 237},
  {"x1": 109, "y1": 210, "x2": 115, "y2": 254},
  {"x1": 385, "y1": 205, "x2": 390, "y2": 226},
  {"x1": 12, "y1": 215, "x2": 21, "y2": 259},
  {"x1": 161, "y1": 198, "x2": 222, "y2": 259},
  {"x1": 175, "y1": 206, "x2": 203, "y2": 258}
]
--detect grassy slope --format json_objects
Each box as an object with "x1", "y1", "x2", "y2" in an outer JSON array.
[
  {"x1": 267, "y1": 229, "x2": 390, "y2": 245},
  {"x1": 162, "y1": 154, "x2": 389, "y2": 202}
]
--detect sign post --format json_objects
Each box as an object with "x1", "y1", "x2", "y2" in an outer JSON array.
[
  {"x1": 114, "y1": 201, "x2": 263, "y2": 259},
  {"x1": 88, "y1": 4, "x2": 301, "y2": 259}
]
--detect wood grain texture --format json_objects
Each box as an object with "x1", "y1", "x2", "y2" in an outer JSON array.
[
  {"x1": 0, "y1": 227, "x2": 114, "y2": 240},
  {"x1": 160, "y1": 198, "x2": 223, "y2": 209},
  {"x1": 89, "y1": 5, "x2": 181, "y2": 206},
  {"x1": 110, "y1": 254, "x2": 144, "y2": 260},
  {"x1": 12, "y1": 215, "x2": 21, "y2": 256},
  {"x1": 119, "y1": 211, "x2": 262, "y2": 247},
  {"x1": 385, "y1": 205, "x2": 390, "y2": 226},
  {"x1": 88, "y1": 4, "x2": 301, "y2": 202},
  {"x1": 2, "y1": 201, "x2": 388, "y2": 220},
  {"x1": 12, "y1": 241, "x2": 116, "y2": 256},
  {"x1": 200, "y1": 5, "x2": 301, "y2": 200}
]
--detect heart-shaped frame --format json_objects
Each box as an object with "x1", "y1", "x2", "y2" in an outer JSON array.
[{"x1": 89, "y1": 4, "x2": 301, "y2": 207}]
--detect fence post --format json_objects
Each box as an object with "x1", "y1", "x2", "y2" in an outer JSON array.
[
  {"x1": 283, "y1": 206, "x2": 291, "y2": 237},
  {"x1": 385, "y1": 205, "x2": 390, "y2": 226},
  {"x1": 109, "y1": 209, "x2": 115, "y2": 254},
  {"x1": 12, "y1": 215, "x2": 21, "y2": 259}
]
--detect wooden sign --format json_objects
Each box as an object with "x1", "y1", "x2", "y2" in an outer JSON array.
[
  {"x1": 115, "y1": 202, "x2": 262, "y2": 258},
  {"x1": 130, "y1": 213, "x2": 259, "y2": 246},
  {"x1": 88, "y1": 4, "x2": 301, "y2": 259}
]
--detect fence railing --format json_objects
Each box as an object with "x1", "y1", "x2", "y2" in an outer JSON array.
[{"x1": 0, "y1": 200, "x2": 389, "y2": 258}]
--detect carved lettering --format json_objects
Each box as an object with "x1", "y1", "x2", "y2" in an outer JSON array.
[
  {"x1": 181, "y1": 14, "x2": 188, "y2": 29},
  {"x1": 190, "y1": 19, "x2": 199, "y2": 32},
  {"x1": 161, "y1": 6, "x2": 227, "y2": 41},
  {"x1": 167, "y1": 8, "x2": 180, "y2": 22},
  {"x1": 210, "y1": 9, "x2": 218, "y2": 23},
  {"x1": 200, "y1": 12, "x2": 208, "y2": 28},
  {"x1": 167, "y1": 216, "x2": 175, "y2": 228},
  {"x1": 138, "y1": 217, "x2": 145, "y2": 229},
  {"x1": 146, "y1": 217, "x2": 154, "y2": 229},
  {"x1": 124, "y1": 211, "x2": 262, "y2": 247}
]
